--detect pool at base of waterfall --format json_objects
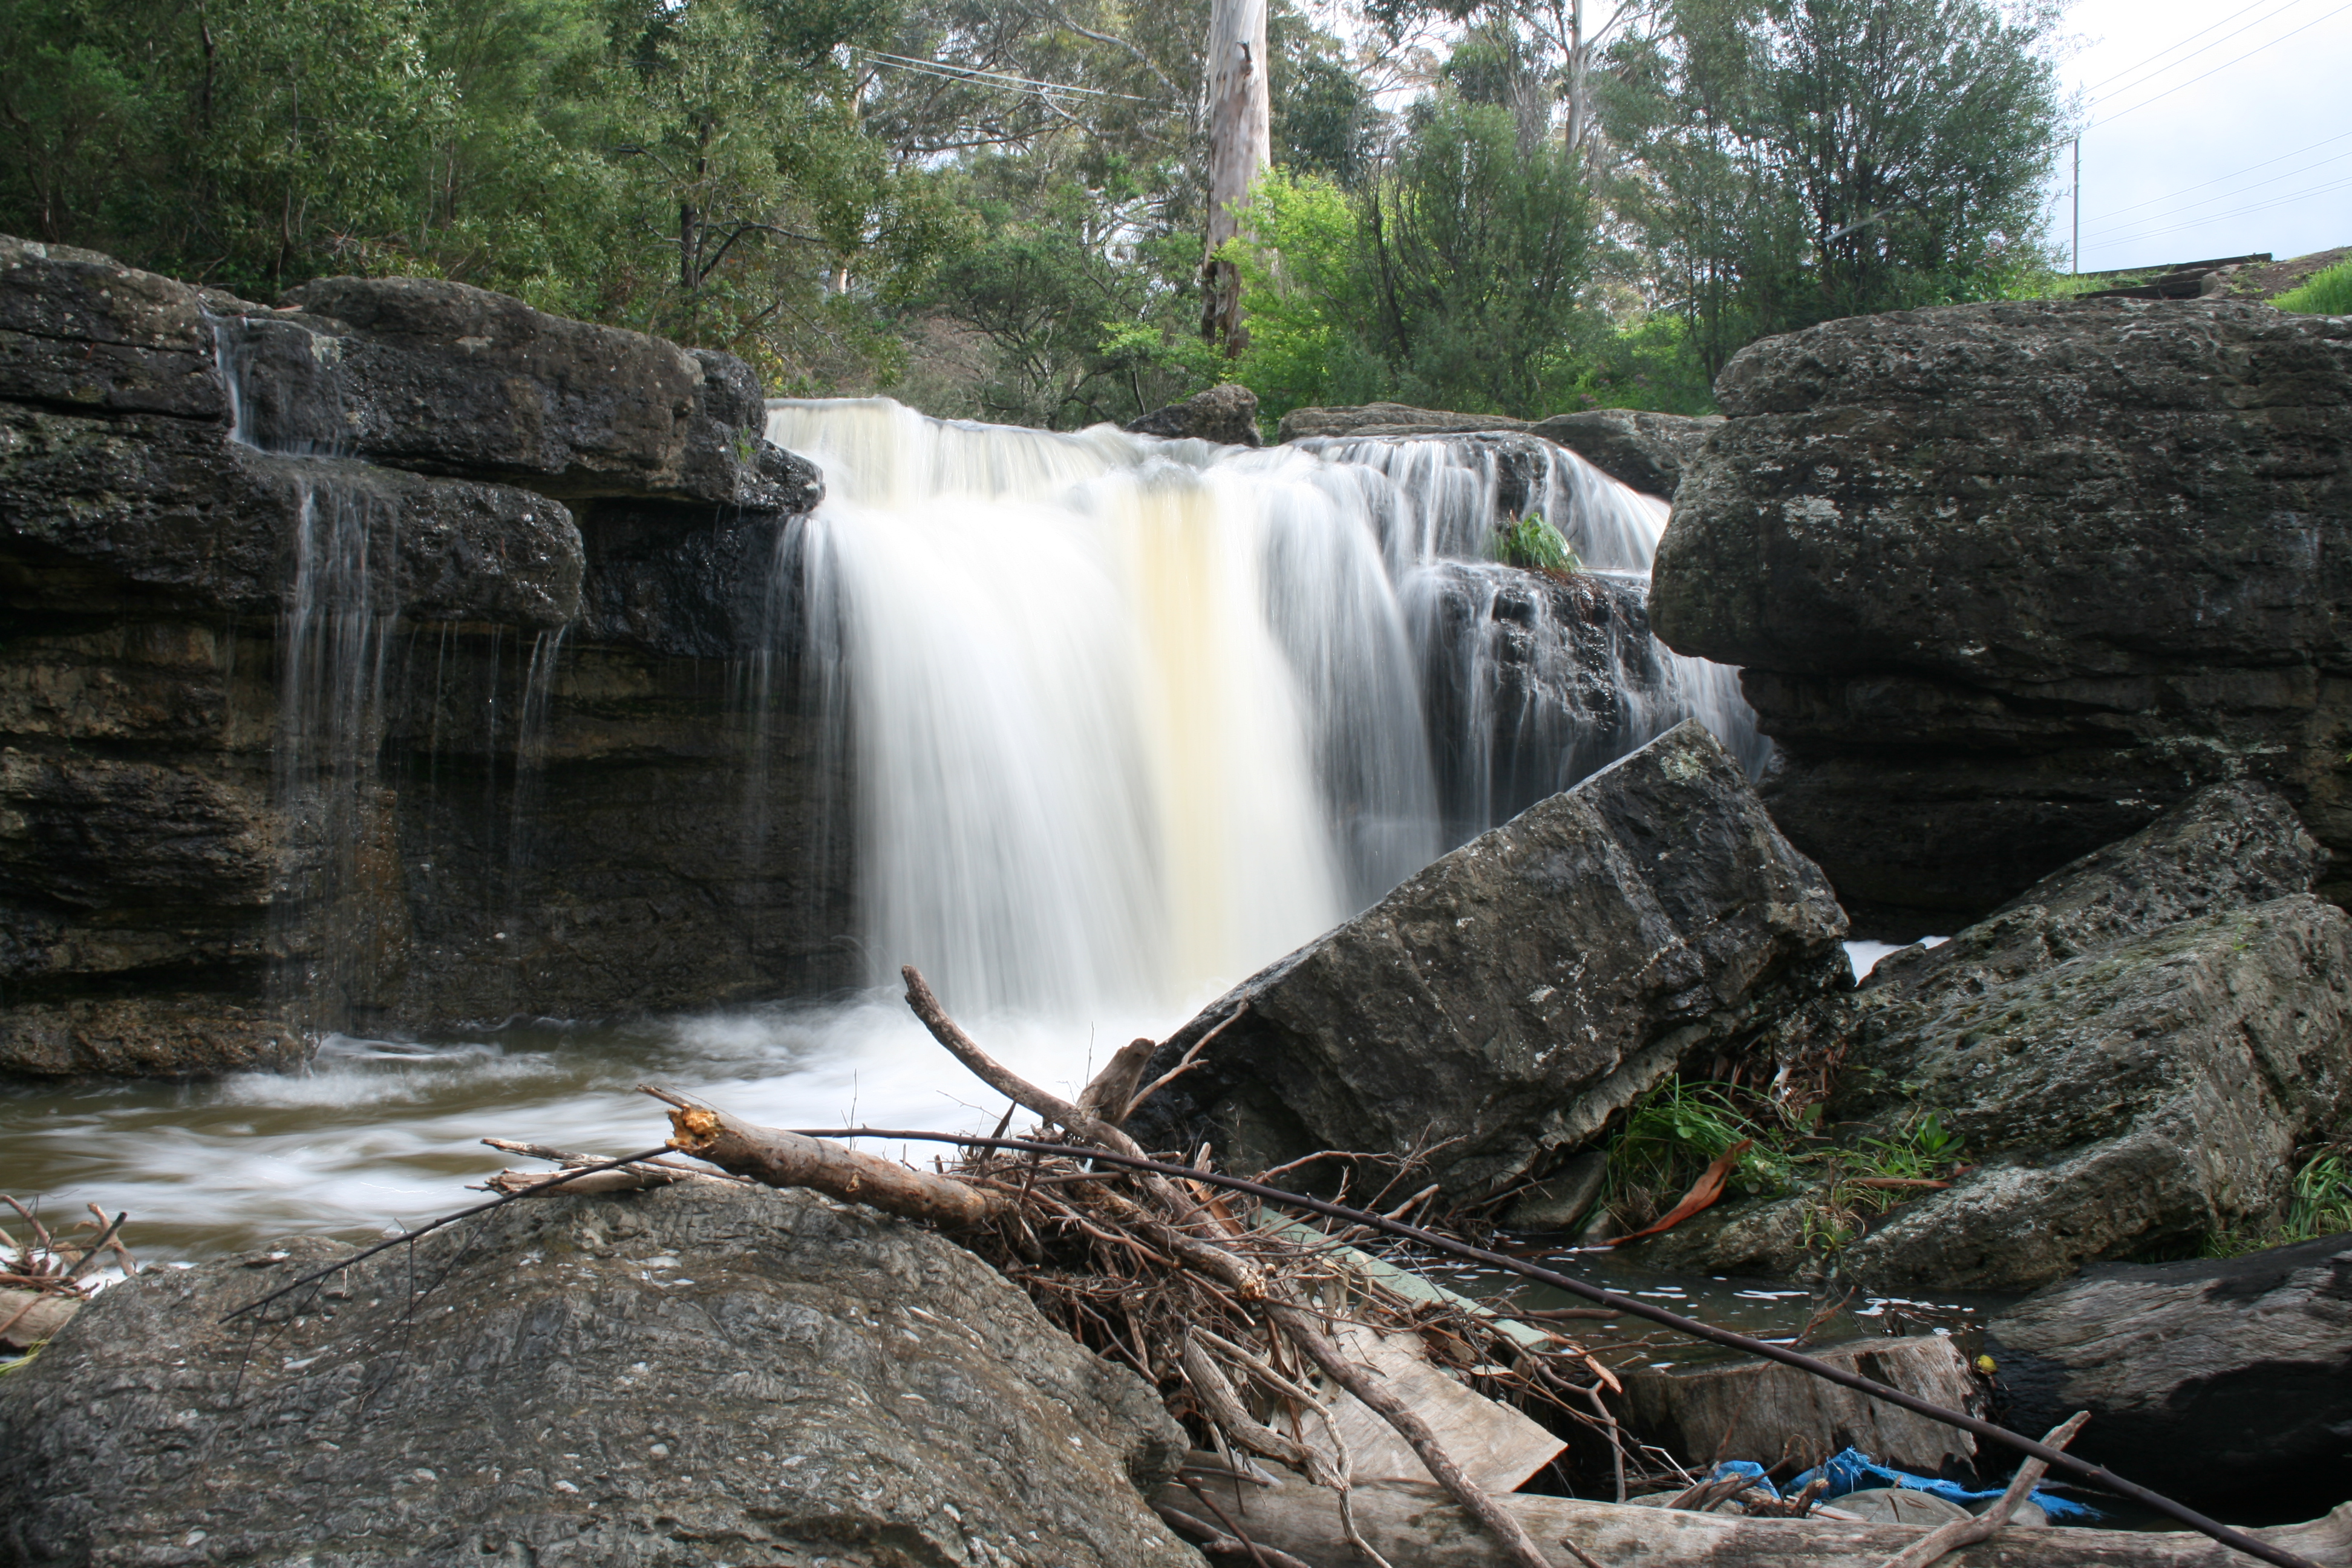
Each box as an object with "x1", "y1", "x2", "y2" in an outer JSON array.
[{"x1": 0, "y1": 998, "x2": 2003, "y2": 1362}]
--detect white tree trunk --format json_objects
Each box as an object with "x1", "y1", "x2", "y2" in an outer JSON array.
[{"x1": 1201, "y1": 0, "x2": 1271, "y2": 354}]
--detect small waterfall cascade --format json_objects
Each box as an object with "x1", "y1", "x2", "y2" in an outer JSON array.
[{"x1": 765, "y1": 398, "x2": 1766, "y2": 1021}]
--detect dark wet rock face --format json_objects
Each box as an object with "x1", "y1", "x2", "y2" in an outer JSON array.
[
  {"x1": 1132, "y1": 720, "x2": 1849, "y2": 1200},
  {"x1": 1126, "y1": 382, "x2": 1263, "y2": 446},
  {"x1": 0, "y1": 235, "x2": 849, "y2": 1076},
  {"x1": 0, "y1": 1182, "x2": 1196, "y2": 1567},
  {"x1": 1651, "y1": 297, "x2": 2352, "y2": 934},
  {"x1": 1985, "y1": 1236, "x2": 2352, "y2": 1518},
  {"x1": 1639, "y1": 783, "x2": 2352, "y2": 1291}
]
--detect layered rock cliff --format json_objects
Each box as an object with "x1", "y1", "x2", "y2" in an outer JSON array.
[
  {"x1": 1, "y1": 237, "x2": 852, "y2": 1076},
  {"x1": 1653, "y1": 296, "x2": 2352, "y2": 933}
]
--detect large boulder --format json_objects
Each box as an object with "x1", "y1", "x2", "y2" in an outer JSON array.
[
  {"x1": 1126, "y1": 382, "x2": 1262, "y2": 446},
  {"x1": 1650, "y1": 297, "x2": 2352, "y2": 933},
  {"x1": 1985, "y1": 1235, "x2": 2352, "y2": 1517},
  {"x1": 1131, "y1": 720, "x2": 1850, "y2": 1199},
  {"x1": 0, "y1": 1181, "x2": 1198, "y2": 1567},
  {"x1": 1635, "y1": 784, "x2": 2352, "y2": 1290}
]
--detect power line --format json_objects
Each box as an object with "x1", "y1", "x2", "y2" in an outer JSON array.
[
  {"x1": 859, "y1": 50, "x2": 1158, "y2": 103},
  {"x1": 2084, "y1": 128, "x2": 2352, "y2": 223},
  {"x1": 2083, "y1": 0, "x2": 2352, "y2": 129},
  {"x1": 2078, "y1": 144, "x2": 2352, "y2": 241},
  {"x1": 2083, "y1": 172, "x2": 2352, "y2": 254},
  {"x1": 2079, "y1": 0, "x2": 2305, "y2": 99}
]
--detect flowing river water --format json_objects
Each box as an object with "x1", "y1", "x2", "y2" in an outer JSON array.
[{"x1": 5, "y1": 400, "x2": 1995, "y2": 1368}]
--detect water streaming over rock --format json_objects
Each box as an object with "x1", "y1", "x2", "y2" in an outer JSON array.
[{"x1": 764, "y1": 398, "x2": 1765, "y2": 1020}]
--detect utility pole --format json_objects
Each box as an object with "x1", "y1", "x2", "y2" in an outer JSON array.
[
  {"x1": 1201, "y1": 0, "x2": 1270, "y2": 356},
  {"x1": 2072, "y1": 137, "x2": 2080, "y2": 275}
]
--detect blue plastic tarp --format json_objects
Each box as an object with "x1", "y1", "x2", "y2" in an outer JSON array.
[{"x1": 1781, "y1": 1448, "x2": 2102, "y2": 1523}]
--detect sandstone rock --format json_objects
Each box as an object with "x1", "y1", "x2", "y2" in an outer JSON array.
[
  {"x1": 1862, "y1": 780, "x2": 2325, "y2": 1007},
  {"x1": 1618, "y1": 1336, "x2": 1983, "y2": 1482},
  {"x1": 0, "y1": 997, "x2": 301, "y2": 1077},
  {"x1": 1503, "y1": 1149, "x2": 1607, "y2": 1230},
  {"x1": 1526, "y1": 410, "x2": 1723, "y2": 499},
  {"x1": 1132, "y1": 720, "x2": 1849, "y2": 1198},
  {"x1": 0, "y1": 407, "x2": 582, "y2": 626},
  {"x1": 1278, "y1": 401, "x2": 1526, "y2": 443},
  {"x1": 1126, "y1": 382, "x2": 1263, "y2": 445},
  {"x1": 1650, "y1": 297, "x2": 2352, "y2": 932},
  {"x1": 207, "y1": 276, "x2": 821, "y2": 511},
  {"x1": 0, "y1": 1182, "x2": 1195, "y2": 1566},
  {"x1": 1636, "y1": 783, "x2": 2345, "y2": 1287},
  {"x1": 1985, "y1": 1235, "x2": 2352, "y2": 1515},
  {"x1": 1839, "y1": 894, "x2": 2352, "y2": 1290},
  {"x1": 0, "y1": 234, "x2": 226, "y2": 420}
]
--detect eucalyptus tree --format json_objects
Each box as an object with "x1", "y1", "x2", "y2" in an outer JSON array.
[{"x1": 1603, "y1": 0, "x2": 2065, "y2": 379}]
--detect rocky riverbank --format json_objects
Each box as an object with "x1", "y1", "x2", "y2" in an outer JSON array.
[{"x1": 1, "y1": 236, "x2": 855, "y2": 1076}]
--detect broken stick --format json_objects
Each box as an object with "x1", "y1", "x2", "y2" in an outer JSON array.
[{"x1": 1876, "y1": 1411, "x2": 2092, "y2": 1568}]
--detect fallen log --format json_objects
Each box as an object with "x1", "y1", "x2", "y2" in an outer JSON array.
[{"x1": 1145, "y1": 1478, "x2": 2352, "y2": 1568}]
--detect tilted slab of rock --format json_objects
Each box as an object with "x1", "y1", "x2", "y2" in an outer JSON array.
[
  {"x1": 1134, "y1": 719, "x2": 1849, "y2": 1199},
  {"x1": 1635, "y1": 783, "x2": 2345, "y2": 1289},
  {"x1": 0, "y1": 1182, "x2": 1196, "y2": 1567},
  {"x1": 0, "y1": 235, "x2": 227, "y2": 420},
  {"x1": 1650, "y1": 296, "x2": 2352, "y2": 930},
  {"x1": 1985, "y1": 1235, "x2": 2352, "y2": 1515}
]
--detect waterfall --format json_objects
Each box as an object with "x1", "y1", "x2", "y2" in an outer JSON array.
[{"x1": 764, "y1": 399, "x2": 1766, "y2": 1020}]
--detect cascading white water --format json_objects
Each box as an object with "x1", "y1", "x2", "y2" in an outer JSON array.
[{"x1": 766, "y1": 398, "x2": 1767, "y2": 1021}]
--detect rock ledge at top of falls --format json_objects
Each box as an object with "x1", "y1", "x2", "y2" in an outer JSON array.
[
  {"x1": 1635, "y1": 781, "x2": 2352, "y2": 1292},
  {"x1": 226, "y1": 274, "x2": 822, "y2": 512},
  {"x1": 1125, "y1": 381, "x2": 1263, "y2": 446},
  {"x1": 0, "y1": 1181, "x2": 1197, "y2": 1568},
  {"x1": 1129, "y1": 719, "x2": 1851, "y2": 1200},
  {"x1": 1276, "y1": 400, "x2": 1723, "y2": 499},
  {"x1": 1647, "y1": 295, "x2": 2352, "y2": 933}
]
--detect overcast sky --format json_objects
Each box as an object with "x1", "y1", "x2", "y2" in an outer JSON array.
[{"x1": 2051, "y1": 0, "x2": 2352, "y2": 273}]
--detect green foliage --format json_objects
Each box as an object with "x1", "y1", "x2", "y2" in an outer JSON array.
[
  {"x1": 2204, "y1": 1146, "x2": 2352, "y2": 1258},
  {"x1": 1596, "y1": 1078, "x2": 1974, "y2": 1250},
  {"x1": 1493, "y1": 511, "x2": 1579, "y2": 573},
  {"x1": 1602, "y1": 1079, "x2": 1803, "y2": 1230},
  {"x1": 1602, "y1": 0, "x2": 2066, "y2": 382},
  {"x1": 2275, "y1": 258, "x2": 2352, "y2": 315}
]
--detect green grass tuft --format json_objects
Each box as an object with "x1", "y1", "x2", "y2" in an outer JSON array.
[
  {"x1": 2274, "y1": 259, "x2": 2352, "y2": 315},
  {"x1": 1493, "y1": 511, "x2": 1580, "y2": 575},
  {"x1": 2204, "y1": 1145, "x2": 2352, "y2": 1257}
]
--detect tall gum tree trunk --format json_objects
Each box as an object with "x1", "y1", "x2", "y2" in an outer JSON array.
[{"x1": 1201, "y1": 0, "x2": 1270, "y2": 355}]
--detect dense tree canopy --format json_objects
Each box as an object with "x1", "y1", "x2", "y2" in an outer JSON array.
[{"x1": 0, "y1": 0, "x2": 2071, "y2": 427}]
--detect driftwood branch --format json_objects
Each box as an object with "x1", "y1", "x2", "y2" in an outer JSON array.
[
  {"x1": 1077, "y1": 1036, "x2": 1160, "y2": 1126},
  {"x1": 1123, "y1": 1002, "x2": 1247, "y2": 1121},
  {"x1": 1877, "y1": 1411, "x2": 2092, "y2": 1568},
  {"x1": 647, "y1": 1089, "x2": 1007, "y2": 1229}
]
